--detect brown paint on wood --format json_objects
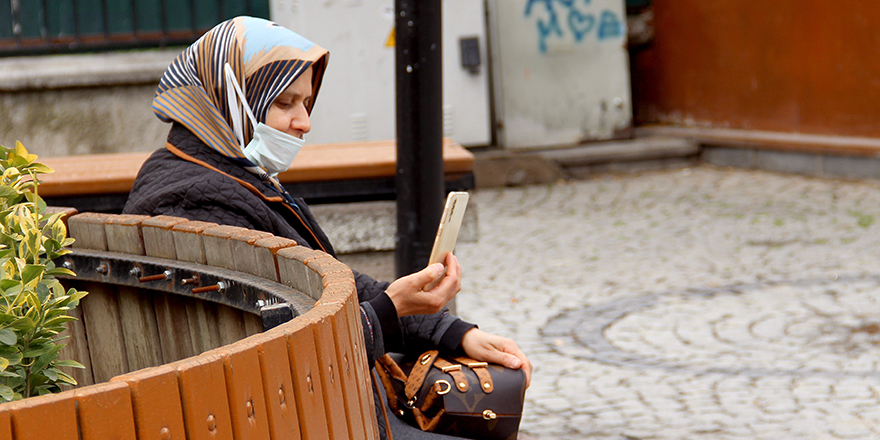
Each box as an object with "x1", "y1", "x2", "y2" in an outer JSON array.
[
  {"x1": 141, "y1": 215, "x2": 189, "y2": 259},
  {"x1": 7, "y1": 391, "x2": 78, "y2": 440},
  {"x1": 176, "y1": 355, "x2": 234, "y2": 440},
  {"x1": 104, "y1": 214, "x2": 149, "y2": 255},
  {"x1": 74, "y1": 382, "x2": 137, "y2": 440},
  {"x1": 39, "y1": 139, "x2": 473, "y2": 197},
  {"x1": 153, "y1": 292, "x2": 197, "y2": 363},
  {"x1": 326, "y1": 303, "x2": 368, "y2": 440},
  {"x1": 252, "y1": 331, "x2": 302, "y2": 440},
  {"x1": 218, "y1": 344, "x2": 272, "y2": 440},
  {"x1": 79, "y1": 281, "x2": 129, "y2": 383},
  {"x1": 284, "y1": 316, "x2": 330, "y2": 440},
  {"x1": 633, "y1": 1, "x2": 880, "y2": 139},
  {"x1": 309, "y1": 306, "x2": 350, "y2": 440},
  {"x1": 253, "y1": 237, "x2": 298, "y2": 283},
  {"x1": 171, "y1": 221, "x2": 218, "y2": 264},
  {"x1": 117, "y1": 287, "x2": 164, "y2": 370},
  {"x1": 344, "y1": 294, "x2": 378, "y2": 439},
  {"x1": 110, "y1": 365, "x2": 186, "y2": 440},
  {"x1": 57, "y1": 300, "x2": 95, "y2": 387},
  {"x1": 0, "y1": 410, "x2": 9, "y2": 440}
]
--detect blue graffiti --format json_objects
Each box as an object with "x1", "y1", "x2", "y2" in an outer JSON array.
[{"x1": 524, "y1": 0, "x2": 623, "y2": 53}]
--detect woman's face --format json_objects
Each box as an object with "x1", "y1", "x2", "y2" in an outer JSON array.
[{"x1": 265, "y1": 67, "x2": 313, "y2": 138}]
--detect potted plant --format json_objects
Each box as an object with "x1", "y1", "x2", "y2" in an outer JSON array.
[{"x1": 0, "y1": 141, "x2": 86, "y2": 401}]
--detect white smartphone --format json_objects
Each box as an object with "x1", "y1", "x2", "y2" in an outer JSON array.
[{"x1": 424, "y1": 191, "x2": 469, "y2": 290}]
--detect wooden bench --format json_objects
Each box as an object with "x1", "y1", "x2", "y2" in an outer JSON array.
[
  {"x1": 0, "y1": 210, "x2": 380, "y2": 439},
  {"x1": 38, "y1": 138, "x2": 475, "y2": 212}
]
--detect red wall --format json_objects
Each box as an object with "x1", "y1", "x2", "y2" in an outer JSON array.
[{"x1": 632, "y1": 1, "x2": 880, "y2": 137}]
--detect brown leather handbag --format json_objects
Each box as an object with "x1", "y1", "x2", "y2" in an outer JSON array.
[{"x1": 375, "y1": 350, "x2": 527, "y2": 440}]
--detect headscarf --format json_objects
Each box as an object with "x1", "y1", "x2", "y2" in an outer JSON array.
[{"x1": 152, "y1": 16, "x2": 328, "y2": 176}]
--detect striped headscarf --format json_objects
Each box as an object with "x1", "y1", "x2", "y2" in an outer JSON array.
[{"x1": 153, "y1": 16, "x2": 328, "y2": 170}]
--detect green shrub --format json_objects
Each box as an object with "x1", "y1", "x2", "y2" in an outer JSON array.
[{"x1": 0, "y1": 141, "x2": 86, "y2": 401}]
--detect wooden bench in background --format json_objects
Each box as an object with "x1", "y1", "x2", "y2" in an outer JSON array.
[
  {"x1": 0, "y1": 209, "x2": 381, "y2": 440},
  {"x1": 39, "y1": 138, "x2": 475, "y2": 212}
]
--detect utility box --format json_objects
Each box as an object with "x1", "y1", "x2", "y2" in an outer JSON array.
[
  {"x1": 488, "y1": 0, "x2": 632, "y2": 150},
  {"x1": 271, "y1": 0, "x2": 492, "y2": 147}
]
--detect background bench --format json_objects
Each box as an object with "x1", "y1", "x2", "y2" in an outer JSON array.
[{"x1": 38, "y1": 138, "x2": 475, "y2": 212}]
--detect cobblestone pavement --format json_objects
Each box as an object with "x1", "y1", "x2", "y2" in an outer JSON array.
[{"x1": 453, "y1": 165, "x2": 880, "y2": 440}]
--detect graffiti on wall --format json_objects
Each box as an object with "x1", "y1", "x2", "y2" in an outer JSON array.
[{"x1": 524, "y1": 0, "x2": 624, "y2": 54}]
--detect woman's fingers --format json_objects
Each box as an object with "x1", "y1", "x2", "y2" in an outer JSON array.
[{"x1": 462, "y1": 329, "x2": 533, "y2": 387}]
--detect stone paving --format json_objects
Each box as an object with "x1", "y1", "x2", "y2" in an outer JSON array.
[{"x1": 453, "y1": 165, "x2": 880, "y2": 439}]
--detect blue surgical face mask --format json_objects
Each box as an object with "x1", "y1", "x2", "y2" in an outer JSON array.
[{"x1": 224, "y1": 64, "x2": 304, "y2": 176}]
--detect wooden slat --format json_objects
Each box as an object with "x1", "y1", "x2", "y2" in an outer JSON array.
[
  {"x1": 74, "y1": 382, "x2": 137, "y2": 440},
  {"x1": 320, "y1": 303, "x2": 364, "y2": 440},
  {"x1": 243, "y1": 312, "x2": 264, "y2": 337},
  {"x1": 171, "y1": 221, "x2": 218, "y2": 264},
  {"x1": 117, "y1": 287, "x2": 164, "y2": 370},
  {"x1": 186, "y1": 300, "x2": 222, "y2": 354},
  {"x1": 110, "y1": 365, "x2": 186, "y2": 440},
  {"x1": 252, "y1": 236, "x2": 298, "y2": 283},
  {"x1": 201, "y1": 225, "x2": 239, "y2": 270},
  {"x1": 284, "y1": 316, "x2": 330, "y2": 440},
  {"x1": 79, "y1": 281, "x2": 129, "y2": 383},
  {"x1": 0, "y1": 409, "x2": 10, "y2": 440},
  {"x1": 152, "y1": 293, "x2": 197, "y2": 363},
  {"x1": 141, "y1": 215, "x2": 189, "y2": 259},
  {"x1": 309, "y1": 305, "x2": 349, "y2": 440},
  {"x1": 230, "y1": 230, "x2": 274, "y2": 279},
  {"x1": 217, "y1": 305, "x2": 247, "y2": 347},
  {"x1": 57, "y1": 301, "x2": 95, "y2": 387},
  {"x1": 8, "y1": 391, "x2": 78, "y2": 440},
  {"x1": 68, "y1": 212, "x2": 110, "y2": 250},
  {"x1": 38, "y1": 139, "x2": 473, "y2": 197},
  {"x1": 218, "y1": 344, "x2": 272, "y2": 440},
  {"x1": 277, "y1": 247, "x2": 327, "y2": 301},
  {"x1": 252, "y1": 331, "x2": 302, "y2": 440},
  {"x1": 344, "y1": 292, "x2": 379, "y2": 439},
  {"x1": 104, "y1": 214, "x2": 149, "y2": 255},
  {"x1": 176, "y1": 355, "x2": 234, "y2": 440}
]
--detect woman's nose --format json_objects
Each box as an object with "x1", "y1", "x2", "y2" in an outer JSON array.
[{"x1": 292, "y1": 106, "x2": 311, "y2": 135}]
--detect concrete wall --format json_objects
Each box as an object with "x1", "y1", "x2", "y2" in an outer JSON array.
[{"x1": 0, "y1": 50, "x2": 177, "y2": 157}]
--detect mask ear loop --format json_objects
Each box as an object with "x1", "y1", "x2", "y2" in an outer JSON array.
[{"x1": 224, "y1": 63, "x2": 258, "y2": 152}]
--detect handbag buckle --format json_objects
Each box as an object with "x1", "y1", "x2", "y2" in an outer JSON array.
[
  {"x1": 435, "y1": 380, "x2": 451, "y2": 395},
  {"x1": 406, "y1": 396, "x2": 417, "y2": 408},
  {"x1": 466, "y1": 362, "x2": 488, "y2": 369},
  {"x1": 483, "y1": 409, "x2": 497, "y2": 420},
  {"x1": 441, "y1": 365, "x2": 461, "y2": 373}
]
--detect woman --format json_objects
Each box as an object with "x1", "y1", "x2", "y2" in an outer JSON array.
[{"x1": 124, "y1": 16, "x2": 531, "y2": 439}]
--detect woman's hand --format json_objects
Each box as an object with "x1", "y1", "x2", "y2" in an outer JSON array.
[
  {"x1": 460, "y1": 328, "x2": 532, "y2": 387},
  {"x1": 385, "y1": 253, "x2": 462, "y2": 317}
]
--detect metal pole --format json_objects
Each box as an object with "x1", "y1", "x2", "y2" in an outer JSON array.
[{"x1": 395, "y1": 0, "x2": 443, "y2": 278}]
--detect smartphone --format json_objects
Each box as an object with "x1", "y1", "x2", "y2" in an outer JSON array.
[{"x1": 424, "y1": 191, "x2": 469, "y2": 291}]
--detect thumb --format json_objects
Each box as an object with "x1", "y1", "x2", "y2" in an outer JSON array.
[{"x1": 415, "y1": 263, "x2": 444, "y2": 285}]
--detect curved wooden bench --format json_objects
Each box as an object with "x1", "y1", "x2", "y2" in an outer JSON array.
[{"x1": 0, "y1": 209, "x2": 379, "y2": 440}]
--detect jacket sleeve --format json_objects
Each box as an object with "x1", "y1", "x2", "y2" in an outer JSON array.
[{"x1": 354, "y1": 270, "x2": 476, "y2": 365}]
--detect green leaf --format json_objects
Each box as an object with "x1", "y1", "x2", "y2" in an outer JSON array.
[
  {"x1": 21, "y1": 264, "x2": 44, "y2": 286},
  {"x1": 42, "y1": 368, "x2": 58, "y2": 381},
  {"x1": 0, "y1": 328, "x2": 16, "y2": 346},
  {"x1": 43, "y1": 267, "x2": 74, "y2": 277},
  {"x1": 0, "y1": 357, "x2": 8, "y2": 371},
  {"x1": 54, "y1": 359, "x2": 84, "y2": 369},
  {"x1": 43, "y1": 315, "x2": 76, "y2": 329},
  {"x1": 1, "y1": 352, "x2": 22, "y2": 366},
  {"x1": 0, "y1": 187, "x2": 19, "y2": 200},
  {"x1": 0, "y1": 383, "x2": 13, "y2": 402},
  {"x1": 55, "y1": 370, "x2": 77, "y2": 386}
]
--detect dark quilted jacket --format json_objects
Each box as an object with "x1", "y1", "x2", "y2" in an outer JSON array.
[{"x1": 123, "y1": 124, "x2": 475, "y2": 365}]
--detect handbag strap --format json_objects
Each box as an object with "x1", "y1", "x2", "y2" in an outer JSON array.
[
  {"x1": 432, "y1": 357, "x2": 471, "y2": 392},
  {"x1": 452, "y1": 356, "x2": 494, "y2": 394},
  {"x1": 404, "y1": 350, "x2": 440, "y2": 400}
]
